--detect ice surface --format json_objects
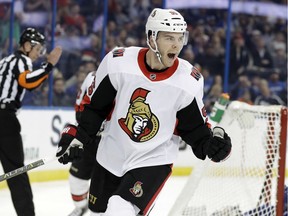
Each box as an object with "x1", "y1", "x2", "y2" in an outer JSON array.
[{"x1": 0, "y1": 176, "x2": 187, "y2": 216}]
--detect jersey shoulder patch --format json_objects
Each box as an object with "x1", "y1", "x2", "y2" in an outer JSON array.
[
  {"x1": 190, "y1": 66, "x2": 202, "y2": 81},
  {"x1": 113, "y1": 47, "x2": 125, "y2": 58}
]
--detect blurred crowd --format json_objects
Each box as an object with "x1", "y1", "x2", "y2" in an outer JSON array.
[{"x1": 0, "y1": 0, "x2": 287, "y2": 111}]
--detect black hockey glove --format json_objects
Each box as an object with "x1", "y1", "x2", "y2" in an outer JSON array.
[
  {"x1": 56, "y1": 124, "x2": 91, "y2": 164},
  {"x1": 205, "y1": 126, "x2": 232, "y2": 162}
]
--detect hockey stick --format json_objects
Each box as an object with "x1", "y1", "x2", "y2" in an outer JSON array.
[{"x1": 0, "y1": 156, "x2": 57, "y2": 182}]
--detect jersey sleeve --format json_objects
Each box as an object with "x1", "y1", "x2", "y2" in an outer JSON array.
[
  {"x1": 75, "y1": 71, "x2": 96, "y2": 107},
  {"x1": 78, "y1": 52, "x2": 117, "y2": 136},
  {"x1": 176, "y1": 76, "x2": 212, "y2": 160},
  {"x1": 75, "y1": 71, "x2": 96, "y2": 123},
  {"x1": 17, "y1": 55, "x2": 53, "y2": 90}
]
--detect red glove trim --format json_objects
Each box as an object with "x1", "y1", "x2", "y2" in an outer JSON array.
[{"x1": 62, "y1": 125, "x2": 77, "y2": 137}]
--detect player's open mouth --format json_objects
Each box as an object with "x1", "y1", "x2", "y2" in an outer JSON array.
[{"x1": 168, "y1": 53, "x2": 176, "y2": 59}]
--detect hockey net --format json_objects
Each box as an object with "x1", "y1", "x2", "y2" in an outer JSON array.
[{"x1": 169, "y1": 101, "x2": 287, "y2": 216}]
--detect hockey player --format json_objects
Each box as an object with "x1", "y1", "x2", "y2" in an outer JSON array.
[
  {"x1": 0, "y1": 28, "x2": 62, "y2": 216},
  {"x1": 68, "y1": 71, "x2": 101, "y2": 216},
  {"x1": 56, "y1": 8, "x2": 232, "y2": 216},
  {"x1": 67, "y1": 71, "x2": 95, "y2": 216}
]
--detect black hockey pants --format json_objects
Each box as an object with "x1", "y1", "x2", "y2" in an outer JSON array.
[{"x1": 0, "y1": 110, "x2": 35, "y2": 216}]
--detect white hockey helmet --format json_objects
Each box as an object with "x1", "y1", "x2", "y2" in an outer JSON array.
[{"x1": 145, "y1": 8, "x2": 188, "y2": 45}]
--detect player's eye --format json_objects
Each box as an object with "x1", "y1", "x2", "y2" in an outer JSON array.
[{"x1": 165, "y1": 36, "x2": 175, "y2": 41}]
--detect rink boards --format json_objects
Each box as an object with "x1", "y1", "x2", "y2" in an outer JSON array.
[{"x1": 0, "y1": 108, "x2": 287, "y2": 189}]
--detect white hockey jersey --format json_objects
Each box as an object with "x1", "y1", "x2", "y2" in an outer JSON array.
[
  {"x1": 79, "y1": 46, "x2": 210, "y2": 177},
  {"x1": 75, "y1": 71, "x2": 96, "y2": 107}
]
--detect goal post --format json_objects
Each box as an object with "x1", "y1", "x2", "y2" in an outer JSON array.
[
  {"x1": 169, "y1": 101, "x2": 287, "y2": 216},
  {"x1": 276, "y1": 106, "x2": 287, "y2": 216}
]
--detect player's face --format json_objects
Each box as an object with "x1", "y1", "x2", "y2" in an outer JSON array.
[
  {"x1": 27, "y1": 43, "x2": 45, "y2": 62},
  {"x1": 157, "y1": 31, "x2": 185, "y2": 67}
]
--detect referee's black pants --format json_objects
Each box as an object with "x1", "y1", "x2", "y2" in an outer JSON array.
[{"x1": 0, "y1": 110, "x2": 35, "y2": 216}]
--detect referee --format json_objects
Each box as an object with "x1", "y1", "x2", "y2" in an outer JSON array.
[{"x1": 0, "y1": 28, "x2": 62, "y2": 216}]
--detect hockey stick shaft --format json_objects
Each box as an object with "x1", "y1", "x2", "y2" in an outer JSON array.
[{"x1": 0, "y1": 157, "x2": 57, "y2": 182}]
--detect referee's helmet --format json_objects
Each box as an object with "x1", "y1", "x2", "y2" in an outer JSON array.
[{"x1": 19, "y1": 28, "x2": 45, "y2": 46}]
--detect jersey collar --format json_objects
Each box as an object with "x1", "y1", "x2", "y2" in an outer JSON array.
[{"x1": 138, "y1": 48, "x2": 179, "y2": 81}]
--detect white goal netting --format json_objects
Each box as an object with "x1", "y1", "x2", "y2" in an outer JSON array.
[{"x1": 169, "y1": 101, "x2": 287, "y2": 216}]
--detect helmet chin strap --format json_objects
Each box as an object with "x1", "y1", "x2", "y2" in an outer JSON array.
[{"x1": 147, "y1": 38, "x2": 164, "y2": 66}]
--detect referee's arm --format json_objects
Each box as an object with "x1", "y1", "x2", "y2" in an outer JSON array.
[
  {"x1": 18, "y1": 62, "x2": 53, "y2": 90},
  {"x1": 18, "y1": 46, "x2": 62, "y2": 90}
]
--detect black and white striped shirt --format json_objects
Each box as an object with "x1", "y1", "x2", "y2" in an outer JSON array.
[{"x1": 0, "y1": 50, "x2": 52, "y2": 110}]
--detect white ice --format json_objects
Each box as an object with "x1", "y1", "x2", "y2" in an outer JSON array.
[
  {"x1": 1, "y1": 176, "x2": 287, "y2": 216},
  {"x1": 0, "y1": 176, "x2": 187, "y2": 216}
]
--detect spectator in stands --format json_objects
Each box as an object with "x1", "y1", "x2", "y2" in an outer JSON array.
[
  {"x1": 52, "y1": 77, "x2": 73, "y2": 106},
  {"x1": 24, "y1": 0, "x2": 50, "y2": 12},
  {"x1": 77, "y1": 0, "x2": 98, "y2": 24},
  {"x1": 259, "y1": 18, "x2": 274, "y2": 46},
  {"x1": 246, "y1": 29, "x2": 262, "y2": 53},
  {"x1": 195, "y1": 43, "x2": 224, "y2": 77},
  {"x1": 105, "y1": 35, "x2": 118, "y2": 53},
  {"x1": 237, "y1": 89, "x2": 254, "y2": 105},
  {"x1": 109, "y1": 3, "x2": 130, "y2": 26},
  {"x1": 180, "y1": 44, "x2": 195, "y2": 64},
  {"x1": 230, "y1": 75, "x2": 256, "y2": 101},
  {"x1": 14, "y1": 0, "x2": 50, "y2": 32},
  {"x1": 254, "y1": 79, "x2": 286, "y2": 106},
  {"x1": 246, "y1": 36, "x2": 274, "y2": 78},
  {"x1": 204, "y1": 83, "x2": 223, "y2": 114},
  {"x1": 271, "y1": 42, "x2": 287, "y2": 78},
  {"x1": 66, "y1": 69, "x2": 89, "y2": 101},
  {"x1": 81, "y1": 33, "x2": 101, "y2": 63},
  {"x1": 116, "y1": 29, "x2": 129, "y2": 47},
  {"x1": 55, "y1": 25, "x2": 85, "y2": 79},
  {"x1": 56, "y1": 0, "x2": 74, "y2": 28},
  {"x1": 65, "y1": 65, "x2": 85, "y2": 90},
  {"x1": 64, "y1": 59, "x2": 97, "y2": 102},
  {"x1": 201, "y1": 67, "x2": 214, "y2": 96},
  {"x1": 189, "y1": 21, "x2": 209, "y2": 56},
  {"x1": 129, "y1": 0, "x2": 150, "y2": 23},
  {"x1": 270, "y1": 31, "x2": 286, "y2": 54},
  {"x1": 106, "y1": 20, "x2": 118, "y2": 37},
  {"x1": 268, "y1": 71, "x2": 287, "y2": 104},
  {"x1": 0, "y1": 3, "x2": 21, "y2": 58},
  {"x1": 149, "y1": 0, "x2": 163, "y2": 8},
  {"x1": 210, "y1": 33, "x2": 225, "y2": 57},
  {"x1": 204, "y1": 15, "x2": 218, "y2": 36},
  {"x1": 22, "y1": 82, "x2": 49, "y2": 106},
  {"x1": 229, "y1": 33, "x2": 251, "y2": 83},
  {"x1": 250, "y1": 75, "x2": 262, "y2": 100},
  {"x1": 62, "y1": 2, "x2": 87, "y2": 35}
]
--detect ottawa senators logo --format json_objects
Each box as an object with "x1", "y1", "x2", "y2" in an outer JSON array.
[
  {"x1": 118, "y1": 88, "x2": 159, "y2": 142},
  {"x1": 129, "y1": 181, "x2": 143, "y2": 197}
]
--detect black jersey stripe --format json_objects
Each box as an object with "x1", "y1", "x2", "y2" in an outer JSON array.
[
  {"x1": 0, "y1": 54, "x2": 25, "y2": 107},
  {"x1": 0, "y1": 51, "x2": 52, "y2": 109},
  {"x1": 0, "y1": 56, "x2": 17, "y2": 101}
]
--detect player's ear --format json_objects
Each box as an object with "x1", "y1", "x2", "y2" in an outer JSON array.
[{"x1": 149, "y1": 36, "x2": 156, "y2": 49}]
